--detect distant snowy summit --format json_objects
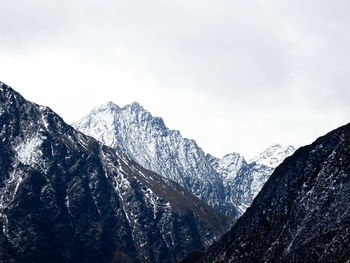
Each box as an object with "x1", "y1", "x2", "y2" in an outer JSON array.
[
  {"x1": 250, "y1": 143, "x2": 295, "y2": 167},
  {"x1": 73, "y1": 101, "x2": 237, "y2": 216},
  {"x1": 208, "y1": 152, "x2": 246, "y2": 181},
  {"x1": 184, "y1": 123, "x2": 350, "y2": 263},
  {"x1": 73, "y1": 102, "x2": 295, "y2": 217},
  {"x1": 208, "y1": 144, "x2": 295, "y2": 214}
]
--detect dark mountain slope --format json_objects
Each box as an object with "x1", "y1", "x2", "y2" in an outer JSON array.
[
  {"x1": 0, "y1": 82, "x2": 233, "y2": 263},
  {"x1": 183, "y1": 123, "x2": 350, "y2": 263}
]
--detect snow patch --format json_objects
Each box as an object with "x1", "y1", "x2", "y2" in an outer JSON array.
[
  {"x1": 40, "y1": 112, "x2": 49, "y2": 129},
  {"x1": 14, "y1": 135, "x2": 43, "y2": 165}
]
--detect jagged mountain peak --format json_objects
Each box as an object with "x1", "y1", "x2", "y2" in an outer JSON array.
[
  {"x1": 0, "y1": 81, "x2": 8, "y2": 90},
  {"x1": 0, "y1": 82, "x2": 21, "y2": 101},
  {"x1": 75, "y1": 101, "x2": 200, "y2": 153},
  {"x1": 74, "y1": 101, "x2": 296, "y2": 218},
  {"x1": 221, "y1": 152, "x2": 245, "y2": 164},
  {"x1": 87, "y1": 101, "x2": 166, "y2": 128},
  {"x1": 209, "y1": 152, "x2": 246, "y2": 181},
  {"x1": 125, "y1": 101, "x2": 143, "y2": 110},
  {"x1": 249, "y1": 143, "x2": 295, "y2": 167},
  {"x1": 74, "y1": 101, "x2": 239, "y2": 217},
  {"x1": 82, "y1": 101, "x2": 121, "y2": 120},
  {"x1": 74, "y1": 101, "x2": 182, "y2": 145},
  {"x1": 207, "y1": 145, "x2": 295, "y2": 216},
  {"x1": 0, "y1": 82, "x2": 64, "y2": 131},
  {"x1": 183, "y1": 122, "x2": 350, "y2": 263},
  {"x1": 100, "y1": 101, "x2": 121, "y2": 111},
  {"x1": 0, "y1": 82, "x2": 233, "y2": 263},
  {"x1": 88, "y1": 101, "x2": 146, "y2": 116},
  {"x1": 118, "y1": 102, "x2": 167, "y2": 131},
  {"x1": 220, "y1": 152, "x2": 242, "y2": 160},
  {"x1": 95, "y1": 101, "x2": 145, "y2": 113}
]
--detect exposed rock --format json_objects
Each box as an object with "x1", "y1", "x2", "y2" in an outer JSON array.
[
  {"x1": 183, "y1": 123, "x2": 350, "y2": 263},
  {"x1": 0, "y1": 82, "x2": 233, "y2": 263},
  {"x1": 74, "y1": 105, "x2": 294, "y2": 217},
  {"x1": 73, "y1": 102, "x2": 239, "y2": 217}
]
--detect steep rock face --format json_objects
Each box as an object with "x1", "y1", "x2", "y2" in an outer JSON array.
[
  {"x1": 208, "y1": 153, "x2": 246, "y2": 182},
  {"x1": 209, "y1": 144, "x2": 295, "y2": 214},
  {"x1": 73, "y1": 102, "x2": 239, "y2": 217},
  {"x1": 183, "y1": 123, "x2": 350, "y2": 263},
  {"x1": 73, "y1": 103, "x2": 295, "y2": 217},
  {"x1": 249, "y1": 143, "x2": 296, "y2": 167},
  {"x1": 0, "y1": 82, "x2": 233, "y2": 263}
]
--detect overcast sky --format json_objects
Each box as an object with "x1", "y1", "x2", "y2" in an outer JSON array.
[{"x1": 1, "y1": 0, "x2": 350, "y2": 158}]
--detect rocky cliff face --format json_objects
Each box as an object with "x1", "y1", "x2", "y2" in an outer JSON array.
[
  {"x1": 0, "y1": 82, "x2": 233, "y2": 263},
  {"x1": 73, "y1": 102, "x2": 239, "y2": 217},
  {"x1": 209, "y1": 144, "x2": 295, "y2": 214},
  {"x1": 73, "y1": 103, "x2": 294, "y2": 217},
  {"x1": 183, "y1": 123, "x2": 350, "y2": 263}
]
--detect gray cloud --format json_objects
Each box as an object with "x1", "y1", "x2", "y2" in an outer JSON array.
[{"x1": 1, "y1": 0, "x2": 350, "y2": 157}]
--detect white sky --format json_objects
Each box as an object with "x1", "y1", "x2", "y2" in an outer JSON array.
[{"x1": 1, "y1": 0, "x2": 350, "y2": 159}]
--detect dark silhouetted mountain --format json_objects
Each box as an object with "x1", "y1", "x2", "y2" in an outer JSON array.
[
  {"x1": 0, "y1": 82, "x2": 233, "y2": 263},
  {"x1": 183, "y1": 123, "x2": 350, "y2": 263}
]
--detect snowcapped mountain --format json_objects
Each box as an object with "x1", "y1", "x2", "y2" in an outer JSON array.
[
  {"x1": 0, "y1": 82, "x2": 233, "y2": 263},
  {"x1": 209, "y1": 144, "x2": 295, "y2": 214},
  {"x1": 207, "y1": 153, "x2": 246, "y2": 181},
  {"x1": 73, "y1": 102, "x2": 239, "y2": 217},
  {"x1": 73, "y1": 102, "x2": 294, "y2": 217},
  {"x1": 249, "y1": 143, "x2": 295, "y2": 167},
  {"x1": 183, "y1": 123, "x2": 350, "y2": 263}
]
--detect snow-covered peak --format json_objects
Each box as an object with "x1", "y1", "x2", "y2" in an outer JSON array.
[
  {"x1": 209, "y1": 153, "x2": 247, "y2": 181},
  {"x1": 249, "y1": 144, "x2": 295, "y2": 167},
  {"x1": 90, "y1": 101, "x2": 121, "y2": 114},
  {"x1": 221, "y1": 152, "x2": 244, "y2": 164},
  {"x1": 124, "y1": 101, "x2": 143, "y2": 110},
  {"x1": 74, "y1": 101, "x2": 184, "y2": 148},
  {"x1": 73, "y1": 101, "x2": 239, "y2": 216},
  {"x1": 74, "y1": 101, "x2": 296, "y2": 217}
]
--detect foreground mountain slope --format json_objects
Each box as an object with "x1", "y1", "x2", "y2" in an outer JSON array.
[
  {"x1": 0, "y1": 82, "x2": 233, "y2": 263},
  {"x1": 183, "y1": 123, "x2": 350, "y2": 263},
  {"x1": 73, "y1": 102, "x2": 239, "y2": 217}
]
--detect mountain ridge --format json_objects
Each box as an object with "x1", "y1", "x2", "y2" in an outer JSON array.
[
  {"x1": 0, "y1": 82, "x2": 233, "y2": 263},
  {"x1": 73, "y1": 101, "x2": 294, "y2": 217},
  {"x1": 183, "y1": 122, "x2": 350, "y2": 262},
  {"x1": 73, "y1": 101, "x2": 240, "y2": 217}
]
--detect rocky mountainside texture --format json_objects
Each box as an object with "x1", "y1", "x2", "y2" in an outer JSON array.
[
  {"x1": 73, "y1": 102, "x2": 239, "y2": 217},
  {"x1": 0, "y1": 82, "x2": 233, "y2": 263},
  {"x1": 208, "y1": 144, "x2": 295, "y2": 214},
  {"x1": 183, "y1": 123, "x2": 350, "y2": 263},
  {"x1": 73, "y1": 102, "x2": 294, "y2": 217}
]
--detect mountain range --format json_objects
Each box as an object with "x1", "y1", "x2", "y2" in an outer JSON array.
[
  {"x1": 183, "y1": 122, "x2": 350, "y2": 262},
  {"x1": 0, "y1": 82, "x2": 233, "y2": 263},
  {"x1": 2, "y1": 81, "x2": 350, "y2": 262},
  {"x1": 73, "y1": 102, "x2": 294, "y2": 217}
]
